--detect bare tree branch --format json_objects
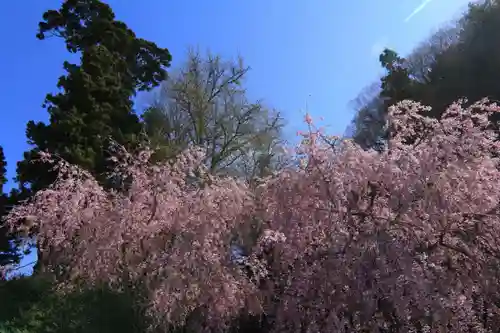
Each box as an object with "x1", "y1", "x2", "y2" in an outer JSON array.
[{"x1": 142, "y1": 49, "x2": 289, "y2": 181}]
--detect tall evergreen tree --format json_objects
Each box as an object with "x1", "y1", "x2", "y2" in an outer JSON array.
[
  {"x1": 350, "y1": 49, "x2": 422, "y2": 150},
  {"x1": 15, "y1": 0, "x2": 171, "y2": 273},
  {"x1": 0, "y1": 146, "x2": 21, "y2": 268},
  {"x1": 16, "y1": 0, "x2": 172, "y2": 194}
]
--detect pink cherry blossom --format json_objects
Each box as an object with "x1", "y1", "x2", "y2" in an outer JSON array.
[
  {"x1": 6, "y1": 98, "x2": 500, "y2": 332},
  {"x1": 304, "y1": 113, "x2": 313, "y2": 125},
  {"x1": 252, "y1": 99, "x2": 500, "y2": 332}
]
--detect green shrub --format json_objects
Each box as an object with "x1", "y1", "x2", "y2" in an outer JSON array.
[{"x1": 0, "y1": 276, "x2": 147, "y2": 333}]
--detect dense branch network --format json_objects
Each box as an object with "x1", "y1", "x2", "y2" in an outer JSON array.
[{"x1": 6, "y1": 98, "x2": 500, "y2": 332}]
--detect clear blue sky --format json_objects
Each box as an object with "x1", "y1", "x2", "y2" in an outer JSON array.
[{"x1": 1, "y1": 0, "x2": 471, "y2": 275}]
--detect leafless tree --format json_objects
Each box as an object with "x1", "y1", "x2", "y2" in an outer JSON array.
[{"x1": 142, "y1": 49, "x2": 289, "y2": 183}]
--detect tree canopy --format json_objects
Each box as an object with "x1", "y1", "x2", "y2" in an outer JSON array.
[
  {"x1": 16, "y1": 0, "x2": 172, "y2": 195},
  {"x1": 6, "y1": 0, "x2": 500, "y2": 332},
  {"x1": 7, "y1": 98, "x2": 500, "y2": 332},
  {"x1": 141, "y1": 50, "x2": 288, "y2": 184},
  {"x1": 349, "y1": 0, "x2": 500, "y2": 150}
]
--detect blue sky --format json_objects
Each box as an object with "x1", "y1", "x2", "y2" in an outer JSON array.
[{"x1": 1, "y1": 0, "x2": 472, "y2": 275}]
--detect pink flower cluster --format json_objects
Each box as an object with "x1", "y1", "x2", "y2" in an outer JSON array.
[{"x1": 7, "y1": 98, "x2": 500, "y2": 332}]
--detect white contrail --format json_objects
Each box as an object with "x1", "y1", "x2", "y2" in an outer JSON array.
[{"x1": 404, "y1": 0, "x2": 434, "y2": 22}]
